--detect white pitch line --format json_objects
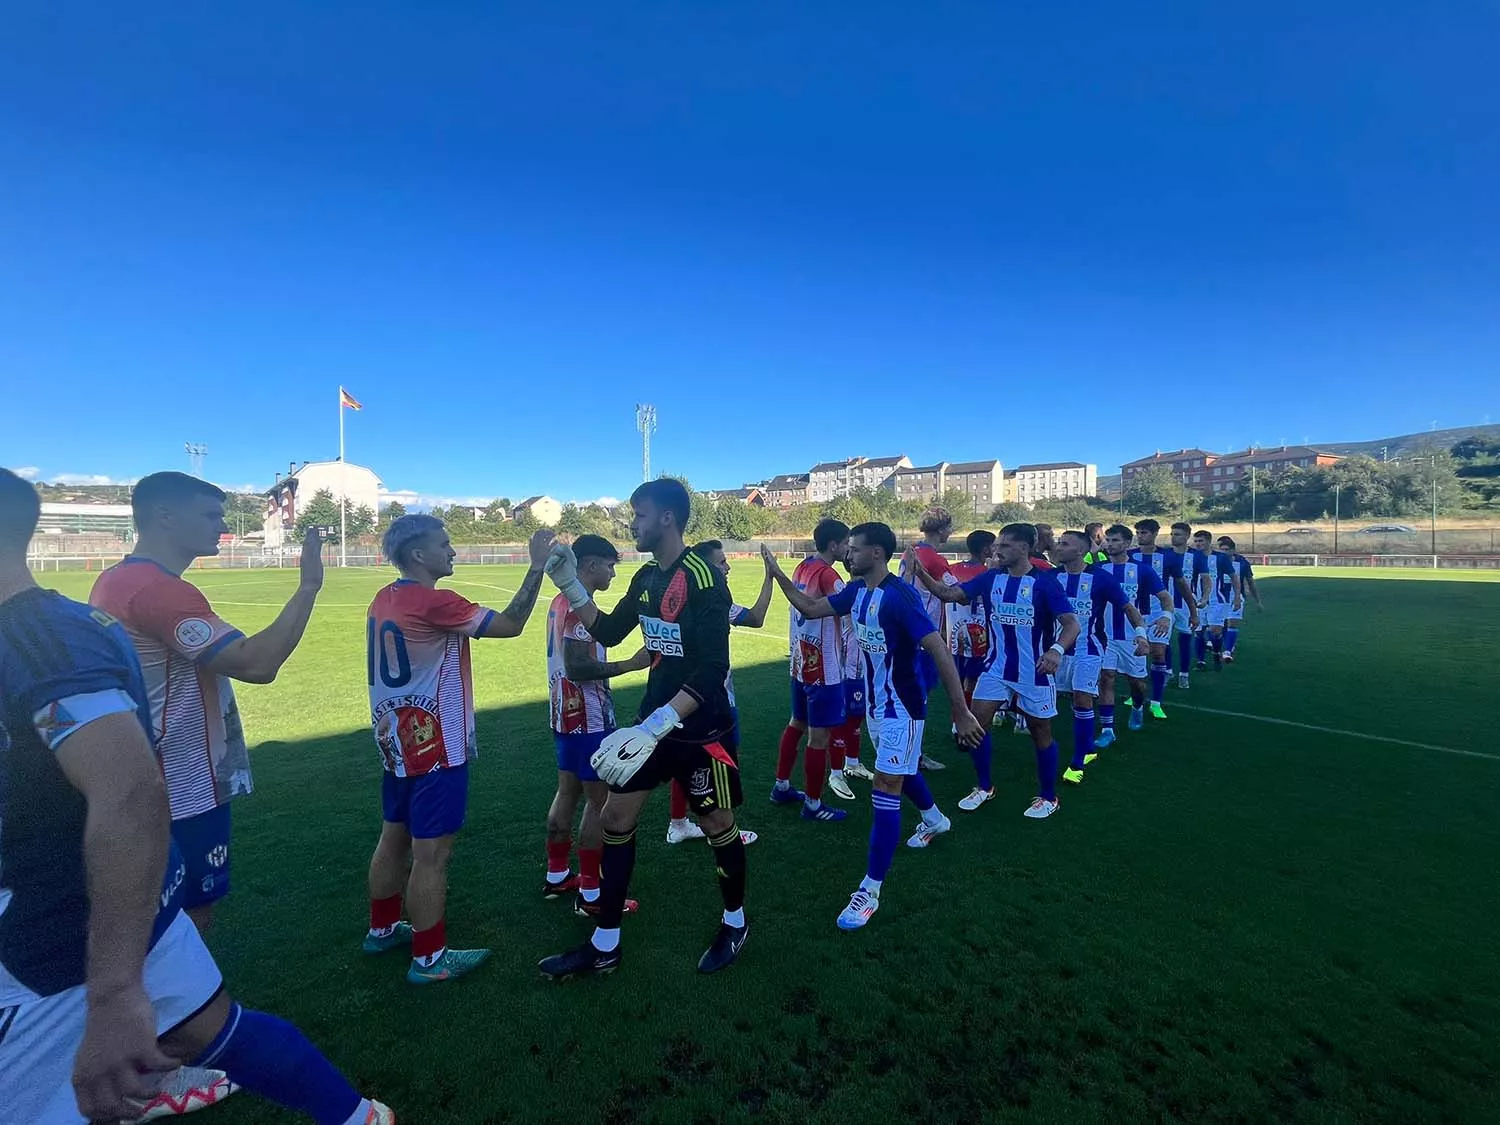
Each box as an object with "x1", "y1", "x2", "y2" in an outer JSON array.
[
  {"x1": 1169, "y1": 702, "x2": 1497, "y2": 762},
  {"x1": 447, "y1": 580, "x2": 516, "y2": 595}
]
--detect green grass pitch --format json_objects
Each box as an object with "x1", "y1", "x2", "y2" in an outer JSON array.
[{"x1": 38, "y1": 564, "x2": 1500, "y2": 1123}]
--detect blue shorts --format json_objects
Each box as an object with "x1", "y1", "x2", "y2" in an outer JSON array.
[
  {"x1": 382, "y1": 765, "x2": 469, "y2": 839},
  {"x1": 554, "y1": 730, "x2": 608, "y2": 783},
  {"x1": 957, "y1": 655, "x2": 988, "y2": 682},
  {"x1": 791, "y1": 679, "x2": 847, "y2": 729},
  {"x1": 843, "y1": 679, "x2": 865, "y2": 720},
  {"x1": 171, "y1": 803, "x2": 232, "y2": 909}
]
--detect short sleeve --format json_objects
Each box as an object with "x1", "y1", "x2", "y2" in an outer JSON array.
[
  {"x1": 562, "y1": 607, "x2": 593, "y2": 642},
  {"x1": 917, "y1": 546, "x2": 950, "y2": 581},
  {"x1": 1036, "y1": 573, "x2": 1075, "y2": 616},
  {"x1": 728, "y1": 604, "x2": 750, "y2": 627},
  {"x1": 894, "y1": 586, "x2": 938, "y2": 643},
  {"x1": 419, "y1": 588, "x2": 493, "y2": 637},
  {"x1": 130, "y1": 578, "x2": 243, "y2": 664},
  {"x1": 826, "y1": 582, "x2": 860, "y2": 616},
  {"x1": 1, "y1": 606, "x2": 143, "y2": 730},
  {"x1": 817, "y1": 567, "x2": 844, "y2": 598},
  {"x1": 960, "y1": 572, "x2": 991, "y2": 602}
]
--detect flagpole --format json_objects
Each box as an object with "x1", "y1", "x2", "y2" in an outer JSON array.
[{"x1": 338, "y1": 386, "x2": 347, "y2": 568}]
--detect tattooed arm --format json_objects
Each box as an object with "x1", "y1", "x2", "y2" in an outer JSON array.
[
  {"x1": 562, "y1": 638, "x2": 651, "y2": 682},
  {"x1": 478, "y1": 529, "x2": 555, "y2": 638}
]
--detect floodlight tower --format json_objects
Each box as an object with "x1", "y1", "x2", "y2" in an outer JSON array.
[
  {"x1": 636, "y1": 403, "x2": 657, "y2": 483},
  {"x1": 185, "y1": 442, "x2": 207, "y2": 477}
]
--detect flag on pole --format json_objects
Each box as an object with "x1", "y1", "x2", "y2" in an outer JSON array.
[{"x1": 339, "y1": 386, "x2": 363, "y2": 411}]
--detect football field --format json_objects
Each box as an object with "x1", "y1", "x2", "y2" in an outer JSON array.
[{"x1": 41, "y1": 565, "x2": 1500, "y2": 1123}]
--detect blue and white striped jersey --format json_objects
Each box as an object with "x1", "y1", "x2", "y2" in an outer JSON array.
[
  {"x1": 1093, "y1": 560, "x2": 1168, "y2": 640},
  {"x1": 1053, "y1": 567, "x2": 1129, "y2": 658},
  {"x1": 958, "y1": 568, "x2": 1075, "y2": 687},
  {"x1": 827, "y1": 575, "x2": 937, "y2": 721}
]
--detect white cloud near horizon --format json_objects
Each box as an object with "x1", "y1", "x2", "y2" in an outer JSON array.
[{"x1": 6, "y1": 466, "x2": 41, "y2": 480}]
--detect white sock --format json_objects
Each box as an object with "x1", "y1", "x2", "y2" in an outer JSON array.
[
  {"x1": 804, "y1": 797, "x2": 821, "y2": 812},
  {"x1": 414, "y1": 946, "x2": 445, "y2": 968},
  {"x1": 859, "y1": 876, "x2": 882, "y2": 896},
  {"x1": 368, "y1": 924, "x2": 396, "y2": 938},
  {"x1": 921, "y1": 805, "x2": 945, "y2": 827},
  {"x1": 545, "y1": 869, "x2": 569, "y2": 885},
  {"x1": 669, "y1": 817, "x2": 690, "y2": 830},
  {"x1": 592, "y1": 927, "x2": 621, "y2": 952},
  {"x1": 723, "y1": 907, "x2": 746, "y2": 928},
  {"x1": 773, "y1": 778, "x2": 790, "y2": 790},
  {"x1": 580, "y1": 886, "x2": 600, "y2": 903},
  {"x1": 340, "y1": 1100, "x2": 376, "y2": 1125}
]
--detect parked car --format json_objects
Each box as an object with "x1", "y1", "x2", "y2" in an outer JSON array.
[
  {"x1": 1357, "y1": 524, "x2": 1417, "y2": 533},
  {"x1": 1285, "y1": 527, "x2": 1317, "y2": 535}
]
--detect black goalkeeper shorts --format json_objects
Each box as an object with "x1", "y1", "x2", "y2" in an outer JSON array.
[{"x1": 614, "y1": 730, "x2": 743, "y2": 815}]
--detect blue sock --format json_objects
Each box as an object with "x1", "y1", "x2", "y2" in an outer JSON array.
[
  {"x1": 194, "y1": 1004, "x2": 362, "y2": 1125},
  {"x1": 972, "y1": 732, "x2": 993, "y2": 790},
  {"x1": 1100, "y1": 704, "x2": 1115, "y2": 730},
  {"x1": 867, "y1": 792, "x2": 902, "y2": 881},
  {"x1": 1036, "y1": 742, "x2": 1059, "y2": 801},
  {"x1": 1071, "y1": 710, "x2": 1095, "y2": 768},
  {"x1": 1150, "y1": 664, "x2": 1168, "y2": 702},
  {"x1": 902, "y1": 772, "x2": 935, "y2": 811},
  {"x1": 1195, "y1": 632, "x2": 1206, "y2": 661},
  {"x1": 1225, "y1": 627, "x2": 1239, "y2": 655},
  {"x1": 1177, "y1": 633, "x2": 1192, "y2": 674}
]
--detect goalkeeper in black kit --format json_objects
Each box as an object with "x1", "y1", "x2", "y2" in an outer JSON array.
[{"x1": 538, "y1": 478, "x2": 748, "y2": 978}]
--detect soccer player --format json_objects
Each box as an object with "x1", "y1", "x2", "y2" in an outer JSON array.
[
  {"x1": 538, "y1": 478, "x2": 748, "y2": 978},
  {"x1": 909, "y1": 523, "x2": 1080, "y2": 818},
  {"x1": 1090, "y1": 525, "x2": 1166, "y2": 744},
  {"x1": 1049, "y1": 531, "x2": 1133, "y2": 784},
  {"x1": 1216, "y1": 535, "x2": 1261, "y2": 662},
  {"x1": 1167, "y1": 522, "x2": 1209, "y2": 688},
  {"x1": 1117, "y1": 519, "x2": 1176, "y2": 719},
  {"x1": 665, "y1": 539, "x2": 767, "y2": 845},
  {"x1": 1192, "y1": 530, "x2": 1241, "y2": 669},
  {"x1": 896, "y1": 506, "x2": 956, "y2": 770},
  {"x1": 544, "y1": 534, "x2": 651, "y2": 911},
  {"x1": 1032, "y1": 523, "x2": 1058, "y2": 567},
  {"x1": 771, "y1": 518, "x2": 852, "y2": 821},
  {"x1": 948, "y1": 530, "x2": 996, "y2": 713},
  {"x1": 363, "y1": 515, "x2": 554, "y2": 984},
  {"x1": 762, "y1": 524, "x2": 982, "y2": 931},
  {"x1": 0, "y1": 468, "x2": 393, "y2": 1125},
  {"x1": 1083, "y1": 522, "x2": 1109, "y2": 565},
  {"x1": 90, "y1": 472, "x2": 323, "y2": 933}
]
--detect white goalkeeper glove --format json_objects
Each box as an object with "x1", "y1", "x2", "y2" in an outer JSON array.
[
  {"x1": 544, "y1": 543, "x2": 590, "y2": 609},
  {"x1": 590, "y1": 704, "x2": 682, "y2": 787}
]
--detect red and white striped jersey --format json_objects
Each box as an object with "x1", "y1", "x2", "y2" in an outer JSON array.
[
  {"x1": 899, "y1": 542, "x2": 959, "y2": 638},
  {"x1": 789, "y1": 556, "x2": 846, "y2": 686},
  {"x1": 546, "y1": 592, "x2": 616, "y2": 734},
  {"x1": 367, "y1": 580, "x2": 493, "y2": 777}
]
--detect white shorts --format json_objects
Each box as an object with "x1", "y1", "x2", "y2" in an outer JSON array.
[
  {"x1": 872, "y1": 717, "x2": 926, "y2": 776},
  {"x1": 1172, "y1": 606, "x2": 1194, "y2": 633},
  {"x1": 1144, "y1": 614, "x2": 1173, "y2": 645},
  {"x1": 974, "y1": 666, "x2": 1058, "y2": 719},
  {"x1": 1055, "y1": 653, "x2": 1102, "y2": 698},
  {"x1": 1103, "y1": 638, "x2": 1148, "y2": 678},
  {"x1": 1223, "y1": 604, "x2": 1245, "y2": 624},
  {"x1": 0, "y1": 911, "x2": 224, "y2": 1125},
  {"x1": 1204, "y1": 602, "x2": 1230, "y2": 628}
]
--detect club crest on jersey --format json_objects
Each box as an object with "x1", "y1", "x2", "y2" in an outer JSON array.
[
  {"x1": 641, "y1": 616, "x2": 684, "y2": 657},
  {"x1": 174, "y1": 617, "x2": 216, "y2": 650},
  {"x1": 660, "y1": 569, "x2": 689, "y2": 621},
  {"x1": 688, "y1": 767, "x2": 712, "y2": 797}
]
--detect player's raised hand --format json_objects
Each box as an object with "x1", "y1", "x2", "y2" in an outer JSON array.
[
  {"x1": 298, "y1": 526, "x2": 325, "y2": 592},
  {"x1": 759, "y1": 544, "x2": 783, "y2": 575},
  {"x1": 543, "y1": 541, "x2": 579, "y2": 585},
  {"x1": 952, "y1": 706, "x2": 983, "y2": 748},
  {"x1": 72, "y1": 984, "x2": 177, "y2": 1122},
  {"x1": 904, "y1": 547, "x2": 927, "y2": 577},
  {"x1": 527, "y1": 528, "x2": 558, "y2": 569}
]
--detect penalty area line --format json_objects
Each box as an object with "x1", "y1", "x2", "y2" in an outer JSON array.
[{"x1": 1169, "y1": 703, "x2": 1497, "y2": 762}]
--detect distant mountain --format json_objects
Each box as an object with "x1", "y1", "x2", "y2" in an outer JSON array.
[
  {"x1": 34, "y1": 481, "x2": 133, "y2": 504},
  {"x1": 1318, "y1": 424, "x2": 1500, "y2": 461}
]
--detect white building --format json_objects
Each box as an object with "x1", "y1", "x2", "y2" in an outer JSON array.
[
  {"x1": 807, "y1": 455, "x2": 912, "y2": 502},
  {"x1": 1011, "y1": 461, "x2": 1097, "y2": 505},
  {"x1": 263, "y1": 460, "x2": 382, "y2": 548},
  {"x1": 513, "y1": 495, "x2": 564, "y2": 526}
]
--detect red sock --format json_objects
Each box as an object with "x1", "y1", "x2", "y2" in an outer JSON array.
[
  {"x1": 578, "y1": 847, "x2": 602, "y2": 891},
  {"x1": 776, "y1": 725, "x2": 802, "y2": 782},
  {"x1": 840, "y1": 717, "x2": 863, "y2": 760},
  {"x1": 369, "y1": 894, "x2": 402, "y2": 930},
  {"x1": 545, "y1": 839, "x2": 572, "y2": 876},
  {"x1": 804, "y1": 746, "x2": 828, "y2": 801},
  {"x1": 828, "y1": 728, "x2": 846, "y2": 771},
  {"x1": 669, "y1": 780, "x2": 688, "y2": 821},
  {"x1": 412, "y1": 920, "x2": 446, "y2": 960}
]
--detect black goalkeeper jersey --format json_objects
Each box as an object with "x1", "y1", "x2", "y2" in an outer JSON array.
[{"x1": 586, "y1": 548, "x2": 733, "y2": 744}]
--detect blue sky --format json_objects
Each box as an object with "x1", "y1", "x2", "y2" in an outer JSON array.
[{"x1": 3, "y1": 3, "x2": 1497, "y2": 507}]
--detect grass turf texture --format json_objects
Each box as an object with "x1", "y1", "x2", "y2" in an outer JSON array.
[{"x1": 38, "y1": 565, "x2": 1500, "y2": 1123}]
